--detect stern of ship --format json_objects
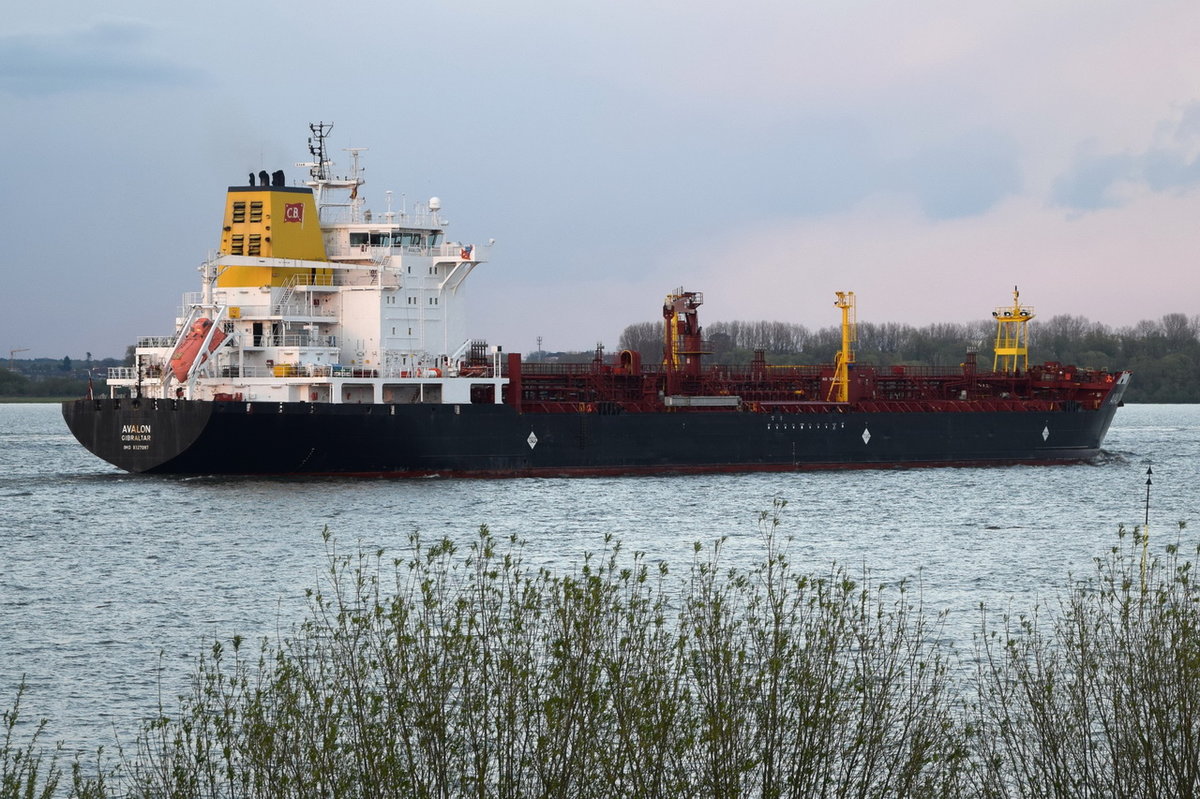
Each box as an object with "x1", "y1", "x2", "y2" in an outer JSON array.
[{"x1": 62, "y1": 398, "x2": 215, "y2": 474}]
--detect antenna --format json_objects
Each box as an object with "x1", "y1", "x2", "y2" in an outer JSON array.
[
  {"x1": 307, "y1": 122, "x2": 333, "y2": 181},
  {"x1": 1141, "y1": 463, "x2": 1152, "y2": 593},
  {"x1": 344, "y1": 146, "x2": 367, "y2": 221},
  {"x1": 1145, "y1": 464, "x2": 1153, "y2": 528}
]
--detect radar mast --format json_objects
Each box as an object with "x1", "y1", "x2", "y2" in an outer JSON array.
[
  {"x1": 307, "y1": 121, "x2": 332, "y2": 182},
  {"x1": 295, "y1": 121, "x2": 365, "y2": 212},
  {"x1": 992, "y1": 287, "x2": 1035, "y2": 373}
]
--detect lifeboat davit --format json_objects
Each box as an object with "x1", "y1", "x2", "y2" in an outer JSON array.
[{"x1": 170, "y1": 318, "x2": 227, "y2": 382}]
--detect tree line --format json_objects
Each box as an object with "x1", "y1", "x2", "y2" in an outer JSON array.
[
  {"x1": 6, "y1": 312, "x2": 1198, "y2": 402},
  {"x1": 616, "y1": 312, "x2": 1200, "y2": 402},
  {"x1": 0, "y1": 356, "x2": 123, "y2": 400}
]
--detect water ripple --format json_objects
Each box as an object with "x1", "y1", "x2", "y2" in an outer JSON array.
[{"x1": 1, "y1": 402, "x2": 1196, "y2": 753}]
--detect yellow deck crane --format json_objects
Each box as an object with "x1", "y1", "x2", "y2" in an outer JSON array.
[{"x1": 827, "y1": 292, "x2": 856, "y2": 402}]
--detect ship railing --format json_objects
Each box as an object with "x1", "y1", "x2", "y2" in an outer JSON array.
[
  {"x1": 435, "y1": 242, "x2": 490, "y2": 260},
  {"x1": 218, "y1": 302, "x2": 336, "y2": 319},
  {"x1": 177, "y1": 290, "x2": 250, "y2": 314},
  {"x1": 278, "y1": 301, "x2": 337, "y2": 318},
  {"x1": 324, "y1": 241, "x2": 490, "y2": 262},
  {"x1": 278, "y1": 272, "x2": 335, "y2": 287},
  {"x1": 102, "y1": 360, "x2": 501, "y2": 381},
  {"x1": 327, "y1": 242, "x2": 431, "y2": 259},
  {"x1": 868, "y1": 364, "x2": 951, "y2": 378},
  {"x1": 520, "y1": 362, "x2": 669, "y2": 376},
  {"x1": 236, "y1": 334, "x2": 338, "y2": 348},
  {"x1": 107, "y1": 365, "x2": 171, "y2": 381},
  {"x1": 218, "y1": 364, "x2": 337, "y2": 378},
  {"x1": 137, "y1": 336, "x2": 177, "y2": 349},
  {"x1": 212, "y1": 364, "x2": 472, "y2": 380},
  {"x1": 216, "y1": 365, "x2": 273, "y2": 378},
  {"x1": 318, "y1": 205, "x2": 443, "y2": 227},
  {"x1": 520, "y1": 362, "x2": 596, "y2": 375}
]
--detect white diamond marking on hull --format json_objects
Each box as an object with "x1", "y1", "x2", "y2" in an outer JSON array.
[
  {"x1": 527, "y1": 431, "x2": 538, "y2": 449},
  {"x1": 862, "y1": 427, "x2": 871, "y2": 445},
  {"x1": 1042, "y1": 425, "x2": 1050, "y2": 441}
]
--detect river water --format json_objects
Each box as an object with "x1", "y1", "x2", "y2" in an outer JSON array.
[{"x1": 2, "y1": 402, "x2": 1198, "y2": 754}]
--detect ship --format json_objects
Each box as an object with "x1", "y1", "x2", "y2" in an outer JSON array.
[{"x1": 63, "y1": 124, "x2": 1131, "y2": 476}]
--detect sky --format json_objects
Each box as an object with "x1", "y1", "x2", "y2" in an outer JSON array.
[{"x1": 4, "y1": 1, "x2": 1200, "y2": 359}]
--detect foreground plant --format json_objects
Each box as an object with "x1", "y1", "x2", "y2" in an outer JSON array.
[
  {"x1": 2, "y1": 681, "x2": 109, "y2": 799},
  {"x1": 10, "y1": 512, "x2": 1200, "y2": 798},
  {"x1": 973, "y1": 522, "x2": 1200, "y2": 798},
  {"x1": 694, "y1": 504, "x2": 970, "y2": 799},
  {"x1": 118, "y1": 507, "x2": 970, "y2": 799}
]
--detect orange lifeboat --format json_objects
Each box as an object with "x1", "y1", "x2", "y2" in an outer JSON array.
[{"x1": 170, "y1": 318, "x2": 227, "y2": 381}]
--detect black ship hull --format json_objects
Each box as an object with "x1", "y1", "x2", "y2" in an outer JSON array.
[{"x1": 62, "y1": 397, "x2": 1123, "y2": 477}]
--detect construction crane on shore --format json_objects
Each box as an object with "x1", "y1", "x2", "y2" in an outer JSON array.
[{"x1": 8, "y1": 348, "x2": 29, "y2": 371}]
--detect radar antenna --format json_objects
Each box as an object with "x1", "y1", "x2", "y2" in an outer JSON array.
[
  {"x1": 296, "y1": 123, "x2": 366, "y2": 211},
  {"x1": 307, "y1": 122, "x2": 333, "y2": 182}
]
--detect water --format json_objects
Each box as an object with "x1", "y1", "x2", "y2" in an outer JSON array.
[{"x1": 2, "y1": 402, "x2": 1198, "y2": 755}]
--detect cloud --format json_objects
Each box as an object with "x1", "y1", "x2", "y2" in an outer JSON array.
[
  {"x1": 1051, "y1": 151, "x2": 1138, "y2": 210},
  {"x1": 1143, "y1": 149, "x2": 1200, "y2": 192},
  {"x1": 670, "y1": 189, "x2": 1200, "y2": 335},
  {"x1": 1053, "y1": 103, "x2": 1200, "y2": 210},
  {"x1": 734, "y1": 123, "x2": 1023, "y2": 222},
  {"x1": 897, "y1": 130, "x2": 1022, "y2": 219},
  {"x1": 475, "y1": 184, "x2": 1200, "y2": 351},
  {"x1": 5, "y1": 1, "x2": 1199, "y2": 357},
  {"x1": 0, "y1": 20, "x2": 200, "y2": 96}
]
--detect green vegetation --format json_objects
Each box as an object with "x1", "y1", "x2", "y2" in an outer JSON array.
[
  {"x1": 0, "y1": 354, "x2": 127, "y2": 402},
  {"x1": 973, "y1": 523, "x2": 1200, "y2": 796},
  {"x1": 5, "y1": 510, "x2": 1200, "y2": 797},
  {"x1": 0, "y1": 369, "x2": 95, "y2": 401},
  {"x1": 1, "y1": 682, "x2": 107, "y2": 799},
  {"x1": 617, "y1": 311, "x2": 1200, "y2": 402}
]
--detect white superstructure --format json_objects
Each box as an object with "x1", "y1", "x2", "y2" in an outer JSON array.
[{"x1": 107, "y1": 123, "x2": 506, "y2": 406}]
